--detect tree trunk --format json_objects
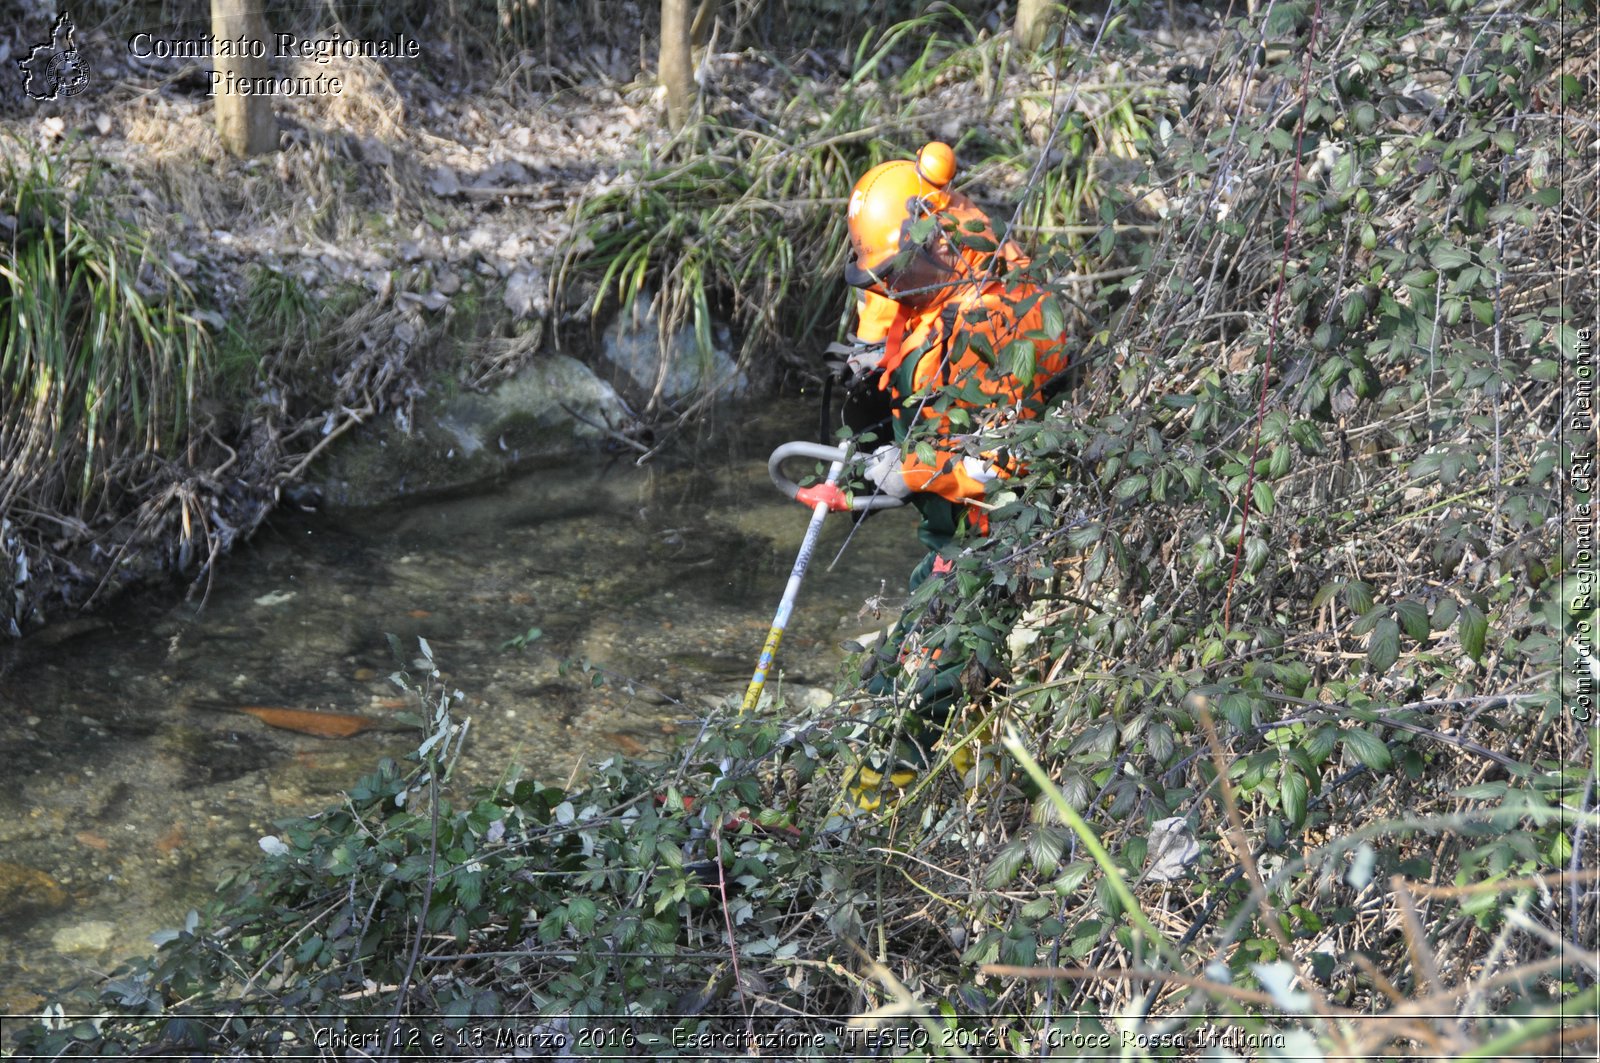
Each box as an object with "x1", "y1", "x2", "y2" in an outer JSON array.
[
  {"x1": 1015, "y1": 0, "x2": 1054, "y2": 52},
  {"x1": 660, "y1": 0, "x2": 695, "y2": 131},
  {"x1": 210, "y1": 0, "x2": 276, "y2": 156}
]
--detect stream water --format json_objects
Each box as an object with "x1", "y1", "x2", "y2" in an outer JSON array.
[{"x1": 0, "y1": 407, "x2": 919, "y2": 1015}]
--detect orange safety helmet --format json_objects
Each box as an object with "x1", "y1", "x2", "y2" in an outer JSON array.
[{"x1": 845, "y1": 142, "x2": 958, "y2": 289}]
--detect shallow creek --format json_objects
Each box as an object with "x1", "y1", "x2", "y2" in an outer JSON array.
[{"x1": 0, "y1": 408, "x2": 919, "y2": 1011}]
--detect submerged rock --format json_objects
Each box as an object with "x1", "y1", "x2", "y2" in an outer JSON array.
[
  {"x1": 601, "y1": 287, "x2": 749, "y2": 405},
  {"x1": 50, "y1": 920, "x2": 117, "y2": 955},
  {"x1": 0, "y1": 862, "x2": 68, "y2": 920},
  {"x1": 446, "y1": 353, "x2": 628, "y2": 454},
  {"x1": 313, "y1": 354, "x2": 629, "y2": 507}
]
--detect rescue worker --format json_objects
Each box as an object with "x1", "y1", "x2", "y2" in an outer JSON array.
[{"x1": 817, "y1": 142, "x2": 1071, "y2": 809}]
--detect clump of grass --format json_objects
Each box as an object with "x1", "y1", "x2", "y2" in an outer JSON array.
[
  {"x1": 553, "y1": 90, "x2": 886, "y2": 412},
  {"x1": 891, "y1": 18, "x2": 1162, "y2": 260},
  {"x1": 214, "y1": 265, "x2": 319, "y2": 400},
  {"x1": 554, "y1": 11, "x2": 1093, "y2": 414},
  {"x1": 0, "y1": 135, "x2": 210, "y2": 521}
]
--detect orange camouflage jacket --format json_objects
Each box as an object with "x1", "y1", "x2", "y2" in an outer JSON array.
[{"x1": 859, "y1": 197, "x2": 1069, "y2": 506}]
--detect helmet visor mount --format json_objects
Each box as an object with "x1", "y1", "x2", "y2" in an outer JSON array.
[
  {"x1": 880, "y1": 241, "x2": 959, "y2": 307},
  {"x1": 846, "y1": 214, "x2": 958, "y2": 309}
]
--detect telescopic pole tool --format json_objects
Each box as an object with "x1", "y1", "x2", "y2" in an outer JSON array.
[{"x1": 739, "y1": 441, "x2": 903, "y2": 714}]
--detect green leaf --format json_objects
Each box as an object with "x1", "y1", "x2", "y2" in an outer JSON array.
[
  {"x1": 1395, "y1": 600, "x2": 1431, "y2": 642},
  {"x1": 567, "y1": 896, "x2": 598, "y2": 934},
  {"x1": 1219, "y1": 691, "x2": 1254, "y2": 731},
  {"x1": 1454, "y1": 782, "x2": 1510, "y2": 800},
  {"x1": 1367, "y1": 617, "x2": 1400, "y2": 676},
  {"x1": 1083, "y1": 542, "x2": 1108, "y2": 586},
  {"x1": 1344, "y1": 581, "x2": 1375, "y2": 616},
  {"x1": 1459, "y1": 602, "x2": 1488, "y2": 662},
  {"x1": 1306, "y1": 725, "x2": 1339, "y2": 764},
  {"x1": 1401, "y1": 269, "x2": 1438, "y2": 293},
  {"x1": 1146, "y1": 721, "x2": 1176, "y2": 765},
  {"x1": 1555, "y1": 323, "x2": 1584, "y2": 357},
  {"x1": 1284, "y1": 746, "x2": 1317, "y2": 779},
  {"x1": 1280, "y1": 769, "x2": 1308, "y2": 828},
  {"x1": 1342, "y1": 727, "x2": 1393, "y2": 772},
  {"x1": 537, "y1": 906, "x2": 567, "y2": 944},
  {"x1": 1027, "y1": 824, "x2": 1068, "y2": 874},
  {"x1": 1430, "y1": 242, "x2": 1472, "y2": 271},
  {"x1": 1047, "y1": 864, "x2": 1094, "y2": 900},
  {"x1": 1041, "y1": 295, "x2": 1065, "y2": 339},
  {"x1": 1095, "y1": 876, "x2": 1124, "y2": 919},
  {"x1": 984, "y1": 839, "x2": 1029, "y2": 889},
  {"x1": 294, "y1": 934, "x2": 324, "y2": 966},
  {"x1": 1252, "y1": 480, "x2": 1275, "y2": 516},
  {"x1": 1351, "y1": 605, "x2": 1386, "y2": 637},
  {"x1": 1291, "y1": 420, "x2": 1327, "y2": 455},
  {"x1": 1114, "y1": 475, "x2": 1149, "y2": 502},
  {"x1": 1003, "y1": 338, "x2": 1036, "y2": 384},
  {"x1": 1342, "y1": 291, "x2": 1369, "y2": 329},
  {"x1": 1275, "y1": 659, "x2": 1313, "y2": 697},
  {"x1": 1067, "y1": 522, "x2": 1104, "y2": 550}
]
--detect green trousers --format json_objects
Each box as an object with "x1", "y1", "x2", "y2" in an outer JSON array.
[{"x1": 864, "y1": 493, "x2": 972, "y2": 745}]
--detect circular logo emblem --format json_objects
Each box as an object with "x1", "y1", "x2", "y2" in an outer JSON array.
[{"x1": 49, "y1": 50, "x2": 91, "y2": 97}]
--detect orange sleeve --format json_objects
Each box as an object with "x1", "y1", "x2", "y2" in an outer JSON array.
[
  {"x1": 895, "y1": 340, "x2": 1006, "y2": 505},
  {"x1": 899, "y1": 437, "x2": 992, "y2": 503},
  {"x1": 852, "y1": 290, "x2": 900, "y2": 344}
]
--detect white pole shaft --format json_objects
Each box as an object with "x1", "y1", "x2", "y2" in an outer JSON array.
[{"x1": 740, "y1": 454, "x2": 848, "y2": 713}]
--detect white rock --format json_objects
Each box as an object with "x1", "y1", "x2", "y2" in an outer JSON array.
[
  {"x1": 428, "y1": 166, "x2": 460, "y2": 196},
  {"x1": 1145, "y1": 817, "x2": 1201, "y2": 882},
  {"x1": 52, "y1": 920, "x2": 117, "y2": 955},
  {"x1": 503, "y1": 269, "x2": 545, "y2": 320},
  {"x1": 601, "y1": 286, "x2": 746, "y2": 402}
]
